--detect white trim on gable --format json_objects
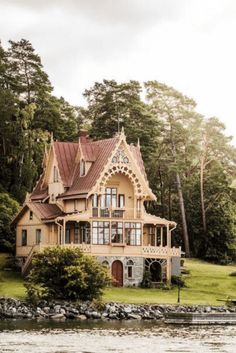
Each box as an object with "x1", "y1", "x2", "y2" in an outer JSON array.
[{"x1": 88, "y1": 132, "x2": 156, "y2": 200}]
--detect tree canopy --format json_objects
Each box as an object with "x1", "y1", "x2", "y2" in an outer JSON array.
[{"x1": 1, "y1": 38, "x2": 236, "y2": 264}]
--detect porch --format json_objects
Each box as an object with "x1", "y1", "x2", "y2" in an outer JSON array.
[{"x1": 57, "y1": 219, "x2": 181, "y2": 258}]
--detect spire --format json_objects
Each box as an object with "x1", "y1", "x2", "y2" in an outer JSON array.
[
  {"x1": 137, "y1": 137, "x2": 140, "y2": 148},
  {"x1": 50, "y1": 131, "x2": 54, "y2": 144}
]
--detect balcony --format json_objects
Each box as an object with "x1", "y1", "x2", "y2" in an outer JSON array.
[
  {"x1": 93, "y1": 207, "x2": 125, "y2": 218},
  {"x1": 64, "y1": 243, "x2": 181, "y2": 258},
  {"x1": 92, "y1": 207, "x2": 141, "y2": 219}
]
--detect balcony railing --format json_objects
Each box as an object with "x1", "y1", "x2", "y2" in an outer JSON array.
[
  {"x1": 93, "y1": 207, "x2": 126, "y2": 218},
  {"x1": 92, "y1": 207, "x2": 141, "y2": 219}
]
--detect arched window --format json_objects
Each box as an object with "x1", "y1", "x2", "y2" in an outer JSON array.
[
  {"x1": 80, "y1": 159, "x2": 86, "y2": 176},
  {"x1": 102, "y1": 260, "x2": 109, "y2": 268},
  {"x1": 127, "y1": 259, "x2": 134, "y2": 278}
]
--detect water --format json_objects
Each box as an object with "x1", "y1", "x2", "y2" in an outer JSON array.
[{"x1": 0, "y1": 320, "x2": 236, "y2": 353}]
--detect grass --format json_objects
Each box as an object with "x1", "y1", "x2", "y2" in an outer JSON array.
[
  {"x1": 103, "y1": 258, "x2": 236, "y2": 305},
  {"x1": 0, "y1": 253, "x2": 236, "y2": 305},
  {"x1": 0, "y1": 253, "x2": 26, "y2": 299}
]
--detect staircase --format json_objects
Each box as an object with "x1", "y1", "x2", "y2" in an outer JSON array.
[{"x1": 21, "y1": 245, "x2": 37, "y2": 276}]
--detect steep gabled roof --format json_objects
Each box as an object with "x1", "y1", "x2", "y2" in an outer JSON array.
[
  {"x1": 12, "y1": 202, "x2": 64, "y2": 225},
  {"x1": 31, "y1": 176, "x2": 48, "y2": 201},
  {"x1": 60, "y1": 136, "x2": 120, "y2": 197},
  {"x1": 31, "y1": 132, "x2": 152, "y2": 200},
  {"x1": 53, "y1": 141, "x2": 78, "y2": 186}
]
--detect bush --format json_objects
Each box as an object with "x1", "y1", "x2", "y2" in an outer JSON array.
[
  {"x1": 0, "y1": 193, "x2": 20, "y2": 253},
  {"x1": 25, "y1": 247, "x2": 111, "y2": 302},
  {"x1": 171, "y1": 275, "x2": 185, "y2": 287},
  {"x1": 140, "y1": 270, "x2": 152, "y2": 288}
]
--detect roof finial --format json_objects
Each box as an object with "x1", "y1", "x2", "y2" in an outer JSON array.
[
  {"x1": 137, "y1": 137, "x2": 140, "y2": 148},
  {"x1": 50, "y1": 131, "x2": 54, "y2": 144}
]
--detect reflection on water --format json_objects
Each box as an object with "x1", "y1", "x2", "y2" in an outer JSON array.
[{"x1": 0, "y1": 320, "x2": 236, "y2": 353}]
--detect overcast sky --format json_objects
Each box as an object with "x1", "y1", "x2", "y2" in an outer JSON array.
[{"x1": 1, "y1": 0, "x2": 236, "y2": 142}]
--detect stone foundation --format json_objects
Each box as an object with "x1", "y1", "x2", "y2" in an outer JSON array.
[{"x1": 97, "y1": 256, "x2": 144, "y2": 287}]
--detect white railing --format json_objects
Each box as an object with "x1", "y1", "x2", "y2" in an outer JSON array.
[
  {"x1": 142, "y1": 246, "x2": 181, "y2": 257},
  {"x1": 142, "y1": 246, "x2": 169, "y2": 256},
  {"x1": 170, "y1": 246, "x2": 181, "y2": 256},
  {"x1": 75, "y1": 243, "x2": 91, "y2": 253}
]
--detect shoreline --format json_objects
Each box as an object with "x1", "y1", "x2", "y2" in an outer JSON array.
[{"x1": 1, "y1": 297, "x2": 236, "y2": 322}]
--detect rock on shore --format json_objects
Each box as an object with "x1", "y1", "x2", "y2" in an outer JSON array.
[{"x1": 0, "y1": 297, "x2": 235, "y2": 321}]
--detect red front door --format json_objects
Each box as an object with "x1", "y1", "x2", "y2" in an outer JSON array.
[{"x1": 112, "y1": 260, "x2": 123, "y2": 287}]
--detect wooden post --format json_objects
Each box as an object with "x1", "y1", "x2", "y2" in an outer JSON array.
[
  {"x1": 160, "y1": 226, "x2": 163, "y2": 247},
  {"x1": 63, "y1": 219, "x2": 66, "y2": 245},
  {"x1": 166, "y1": 257, "x2": 171, "y2": 284}
]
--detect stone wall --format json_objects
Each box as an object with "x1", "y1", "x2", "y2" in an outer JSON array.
[
  {"x1": 97, "y1": 256, "x2": 144, "y2": 287},
  {"x1": 1, "y1": 298, "x2": 235, "y2": 321},
  {"x1": 171, "y1": 256, "x2": 181, "y2": 276}
]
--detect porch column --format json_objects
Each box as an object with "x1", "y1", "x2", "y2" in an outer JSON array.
[
  {"x1": 109, "y1": 221, "x2": 112, "y2": 245},
  {"x1": 167, "y1": 224, "x2": 171, "y2": 248},
  {"x1": 63, "y1": 219, "x2": 66, "y2": 245},
  {"x1": 57, "y1": 224, "x2": 60, "y2": 245},
  {"x1": 155, "y1": 226, "x2": 157, "y2": 247},
  {"x1": 166, "y1": 257, "x2": 171, "y2": 284},
  {"x1": 160, "y1": 226, "x2": 163, "y2": 247}
]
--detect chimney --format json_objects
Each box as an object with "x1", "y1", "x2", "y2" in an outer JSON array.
[{"x1": 79, "y1": 129, "x2": 89, "y2": 143}]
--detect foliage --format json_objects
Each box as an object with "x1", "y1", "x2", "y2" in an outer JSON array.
[
  {"x1": 140, "y1": 270, "x2": 152, "y2": 288},
  {"x1": 0, "y1": 193, "x2": 19, "y2": 252},
  {"x1": 1, "y1": 257, "x2": 236, "y2": 305},
  {"x1": 171, "y1": 275, "x2": 185, "y2": 287},
  {"x1": 25, "y1": 247, "x2": 111, "y2": 302},
  {"x1": 229, "y1": 271, "x2": 236, "y2": 277},
  {"x1": 1, "y1": 38, "x2": 236, "y2": 263},
  {"x1": 0, "y1": 39, "x2": 82, "y2": 204},
  {"x1": 83, "y1": 79, "x2": 160, "y2": 165}
]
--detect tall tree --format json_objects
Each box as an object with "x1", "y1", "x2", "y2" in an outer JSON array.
[
  {"x1": 83, "y1": 79, "x2": 160, "y2": 165},
  {"x1": 145, "y1": 81, "x2": 202, "y2": 257},
  {"x1": 199, "y1": 117, "x2": 236, "y2": 233},
  {"x1": 6, "y1": 39, "x2": 52, "y2": 103}
]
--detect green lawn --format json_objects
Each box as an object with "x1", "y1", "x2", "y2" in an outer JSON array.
[
  {"x1": 0, "y1": 253, "x2": 26, "y2": 299},
  {"x1": 103, "y1": 258, "x2": 236, "y2": 305},
  {"x1": 0, "y1": 253, "x2": 236, "y2": 305}
]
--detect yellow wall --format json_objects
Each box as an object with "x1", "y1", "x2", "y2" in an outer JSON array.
[
  {"x1": 106, "y1": 173, "x2": 134, "y2": 218},
  {"x1": 16, "y1": 209, "x2": 58, "y2": 257},
  {"x1": 64, "y1": 199, "x2": 86, "y2": 213}
]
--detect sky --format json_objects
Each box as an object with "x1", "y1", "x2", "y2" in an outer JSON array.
[{"x1": 1, "y1": 0, "x2": 236, "y2": 142}]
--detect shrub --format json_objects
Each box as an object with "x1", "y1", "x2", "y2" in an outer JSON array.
[
  {"x1": 171, "y1": 275, "x2": 185, "y2": 287},
  {"x1": 140, "y1": 270, "x2": 152, "y2": 288},
  {"x1": 25, "y1": 247, "x2": 111, "y2": 302}
]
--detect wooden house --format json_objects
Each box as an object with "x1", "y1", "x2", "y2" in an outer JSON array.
[{"x1": 13, "y1": 129, "x2": 181, "y2": 286}]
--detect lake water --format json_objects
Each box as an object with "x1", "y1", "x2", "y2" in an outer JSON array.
[{"x1": 0, "y1": 320, "x2": 236, "y2": 353}]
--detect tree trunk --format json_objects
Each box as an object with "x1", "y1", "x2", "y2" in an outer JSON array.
[
  {"x1": 176, "y1": 171, "x2": 190, "y2": 257},
  {"x1": 169, "y1": 121, "x2": 190, "y2": 257},
  {"x1": 168, "y1": 184, "x2": 172, "y2": 220},
  {"x1": 200, "y1": 157, "x2": 207, "y2": 233},
  {"x1": 158, "y1": 166, "x2": 165, "y2": 218}
]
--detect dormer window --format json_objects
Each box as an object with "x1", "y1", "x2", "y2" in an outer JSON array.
[
  {"x1": 53, "y1": 166, "x2": 59, "y2": 182},
  {"x1": 80, "y1": 159, "x2": 86, "y2": 177}
]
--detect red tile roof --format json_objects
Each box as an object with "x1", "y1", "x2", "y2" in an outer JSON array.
[
  {"x1": 53, "y1": 141, "x2": 78, "y2": 186},
  {"x1": 62, "y1": 136, "x2": 120, "y2": 197},
  {"x1": 31, "y1": 134, "x2": 148, "y2": 200},
  {"x1": 31, "y1": 176, "x2": 48, "y2": 201},
  {"x1": 28, "y1": 203, "x2": 64, "y2": 220},
  {"x1": 12, "y1": 203, "x2": 64, "y2": 225}
]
